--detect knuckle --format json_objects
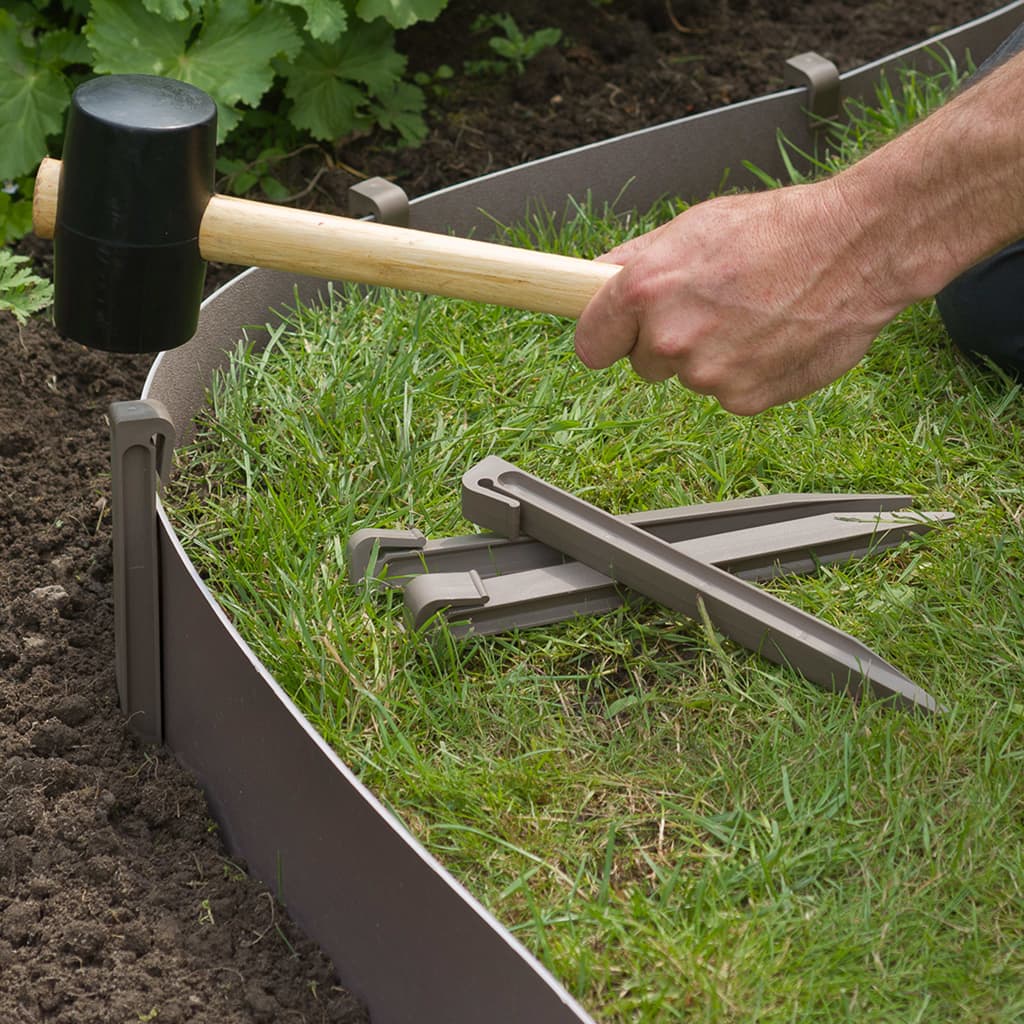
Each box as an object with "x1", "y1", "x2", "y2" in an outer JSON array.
[
  {"x1": 646, "y1": 333, "x2": 681, "y2": 363},
  {"x1": 679, "y1": 360, "x2": 724, "y2": 395}
]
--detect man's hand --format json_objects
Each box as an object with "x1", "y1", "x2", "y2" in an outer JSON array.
[
  {"x1": 574, "y1": 181, "x2": 903, "y2": 415},
  {"x1": 575, "y1": 48, "x2": 1024, "y2": 414}
]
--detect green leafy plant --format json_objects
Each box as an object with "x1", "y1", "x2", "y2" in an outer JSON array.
[
  {"x1": 0, "y1": 0, "x2": 448, "y2": 238},
  {"x1": 0, "y1": 8, "x2": 82, "y2": 183},
  {"x1": 0, "y1": 250, "x2": 53, "y2": 324},
  {"x1": 217, "y1": 148, "x2": 296, "y2": 202},
  {"x1": 413, "y1": 63, "x2": 455, "y2": 100},
  {"x1": 1, "y1": 177, "x2": 35, "y2": 244},
  {"x1": 466, "y1": 13, "x2": 562, "y2": 76}
]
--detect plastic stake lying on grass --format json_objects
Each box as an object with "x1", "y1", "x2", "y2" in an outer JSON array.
[
  {"x1": 461, "y1": 456, "x2": 945, "y2": 715},
  {"x1": 348, "y1": 491, "x2": 933, "y2": 584},
  {"x1": 398, "y1": 509, "x2": 952, "y2": 635},
  {"x1": 348, "y1": 492, "x2": 952, "y2": 634}
]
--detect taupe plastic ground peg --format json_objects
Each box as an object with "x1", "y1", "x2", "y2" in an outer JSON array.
[
  {"x1": 402, "y1": 509, "x2": 952, "y2": 636},
  {"x1": 462, "y1": 456, "x2": 943, "y2": 714},
  {"x1": 348, "y1": 177, "x2": 411, "y2": 227},
  {"x1": 347, "y1": 527, "x2": 428, "y2": 585},
  {"x1": 784, "y1": 51, "x2": 841, "y2": 124},
  {"x1": 350, "y1": 492, "x2": 924, "y2": 585},
  {"x1": 110, "y1": 399, "x2": 175, "y2": 744}
]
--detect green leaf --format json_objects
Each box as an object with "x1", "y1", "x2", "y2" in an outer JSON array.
[
  {"x1": 230, "y1": 169, "x2": 260, "y2": 193},
  {"x1": 355, "y1": 0, "x2": 447, "y2": 30},
  {"x1": 86, "y1": 0, "x2": 192, "y2": 77},
  {"x1": 259, "y1": 175, "x2": 290, "y2": 201},
  {"x1": 0, "y1": 11, "x2": 71, "y2": 179},
  {"x1": 283, "y1": 19, "x2": 405, "y2": 140},
  {"x1": 0, "y1": 193, "x2": 35, "y2": 245},
  {"x1": 369, "y1": 80, "x2": 426, "y2": 145},
  {"x1": 36, "y1": 29, "x2": 93, "y2": 68},
  {"x1": 489, "y1": 38, "x2": 518, "y2": 59},
  {"x1": 287, "y1": 71, "x2": 370, "y2": 140},
  {"x1": 332, "y1": 19, "x2": 405, "y2": 94},
  {"x1": 87, "y1": 0, "x2": 301, "y2": 140},
  {"x1": 182, "y1": 0, "x2": 301, "y2": 106},
  {"x1": 142, "y1": 0, "x2": 194, "y2": 20},
  {"x1": 0, "y1": 249, "x2": 53, "y2": 324},
  {"x1": 276, "y1": 0, "x2": 348, "y2": 42}
]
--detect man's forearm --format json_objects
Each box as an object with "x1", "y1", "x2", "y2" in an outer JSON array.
[
  {"x1": 834, "y1": 49, "x2": 1024, "y2": 308},
  {"x1": 573, "y1": 48, "x2": 1024, "y2": 413}
]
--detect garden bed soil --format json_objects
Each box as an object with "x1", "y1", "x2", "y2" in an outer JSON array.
[{"x1": 0, "y1": 1, "x2": 1006, "y2": 1020}]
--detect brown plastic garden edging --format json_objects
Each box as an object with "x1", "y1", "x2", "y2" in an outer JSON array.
[{"x1": 128, "y1": 6, "x2": 1023, "y2": 1021}]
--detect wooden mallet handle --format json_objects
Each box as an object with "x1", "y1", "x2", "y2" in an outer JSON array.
[{"x1": 34, "y1": 157, "x2": 619, "y2": 319}]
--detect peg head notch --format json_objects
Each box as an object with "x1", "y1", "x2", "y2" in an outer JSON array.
[{"x1": 53, "y1": 75, "x2": 217, "y2": 353}]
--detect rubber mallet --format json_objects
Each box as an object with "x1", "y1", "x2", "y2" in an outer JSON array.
[{"x1": 33, "y1": 74, "x2": 619, "y2": 353}]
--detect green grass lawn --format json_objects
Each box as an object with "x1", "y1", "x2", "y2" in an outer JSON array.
[{"x1": 169, "y1": 65, "x2": 1024, "y2": 1022}]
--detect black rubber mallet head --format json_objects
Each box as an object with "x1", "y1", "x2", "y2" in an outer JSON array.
[
  {"x1": 42, "y1": 75, "x2": 217, "y2": 353},
  {"x1": 35, "y1": 75, "x2": 616, "y2": 354}
]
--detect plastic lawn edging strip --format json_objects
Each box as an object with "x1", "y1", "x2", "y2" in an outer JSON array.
[{"x1": 122, "y1": 6, "x2": 1024, "y2": 1022}]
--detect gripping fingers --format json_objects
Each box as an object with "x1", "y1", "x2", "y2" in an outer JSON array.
[{"x1": 574, "y1": 264, "x2": 642, "y2": 370}]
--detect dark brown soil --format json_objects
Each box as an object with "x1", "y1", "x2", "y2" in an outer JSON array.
[{"x1": 0, "y1": 2, "x2": 1007, "y2": 1020}]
